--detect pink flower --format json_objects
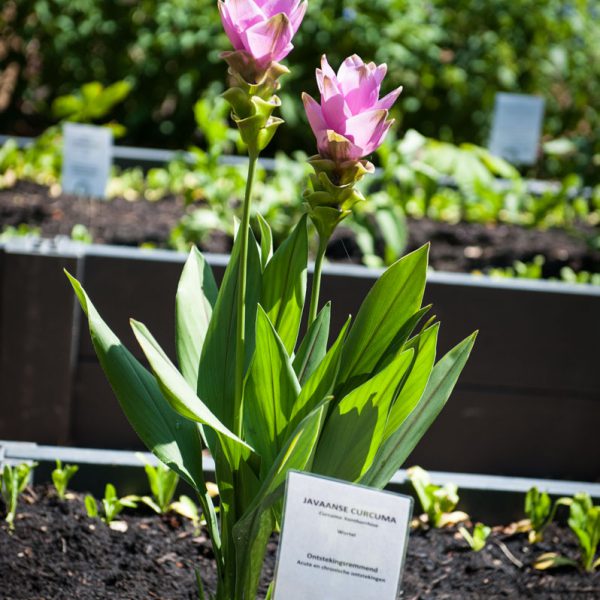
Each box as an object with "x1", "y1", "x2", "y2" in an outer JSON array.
[
  {"x1": 303, "y1": 55, "x2": 403, "y2": 162},
  {"x1": 219, "y1": 0, "x2": 307, "y2": 67}
]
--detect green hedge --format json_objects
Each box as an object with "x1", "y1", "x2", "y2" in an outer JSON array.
[{"x1": 2, "y1": 0, "x2": 599, "y2": 179}]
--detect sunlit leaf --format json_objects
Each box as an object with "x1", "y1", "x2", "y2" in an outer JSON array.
[
  {"x1": 66, "y1": 272, "x2": 206, "y2": 492},
  {"x1": 313, "y1": 348, "x2": 415, "y2": 482},
  {"x1": 293, "y1": 302, "x2": 331, "y2": 385},
  {"x1": 260, "y1": 215, "x2": 308, "y2": 354},
  {"x1": 176, "y1": 247, "x2": 218, "y2": 388}
]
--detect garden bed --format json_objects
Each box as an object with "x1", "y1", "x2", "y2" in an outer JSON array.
[
  {"x1": 2, "y1": 180, "x2": 599, "y2": 277},
  {"x1": 1, "y1": 484, "x2": 598, "y2": 599}
]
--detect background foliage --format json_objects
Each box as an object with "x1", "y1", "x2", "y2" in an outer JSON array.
[{"x1": 2, "y1": 0, "x2": 599, "y2": 181}]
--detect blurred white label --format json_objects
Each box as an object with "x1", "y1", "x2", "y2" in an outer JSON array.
[
  {"x1": 62, "y1": 123, "x2": 112, "y2": 198},
  {"x1": 273, "y1": 471, "x2": 413, "y2": 600},
  {"x1": 489, "y1": 93, "x2": 545, "y2": 165}
]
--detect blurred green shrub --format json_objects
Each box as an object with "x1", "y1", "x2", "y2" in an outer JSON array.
[{"x1": 1, "y1": 0, "x2": 599, "y2": 181}]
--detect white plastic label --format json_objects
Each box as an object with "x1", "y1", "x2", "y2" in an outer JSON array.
[
  {"x1": 488, "y1": 93, "x2": 545, "y2": 165},
  {"x1": 62, "y1": 122, "x2": 112, "y2": 198},
  {"x1": 273, "y1": 471, "x2": 413, "y2": 600}
]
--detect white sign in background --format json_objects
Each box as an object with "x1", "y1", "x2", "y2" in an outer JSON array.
[
  {"x1": 62, "y1": 122, "x2": 113, "y2": 198},
  {"x1": 488, "y1": 93, "x2": 545, "y2": 166},
  {"x1": 273, "y1": 471, "x2": 413, "y2": 600}
]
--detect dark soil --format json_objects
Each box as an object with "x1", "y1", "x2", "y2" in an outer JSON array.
[
  {"x1": 1, "y1": 486, "x2": 599, "y2": 599},
  {"x1": 1, "y1": 180, "x2": 599, "y2": 277}
]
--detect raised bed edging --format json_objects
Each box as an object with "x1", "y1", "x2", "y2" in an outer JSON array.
[
  {"x1": 3, "y1": 440, "x2": 600, "y2": 524},
  {"x1": 1, "y1": 238, "x2": 599, "y2": 482}
]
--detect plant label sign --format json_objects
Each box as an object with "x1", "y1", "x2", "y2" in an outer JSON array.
[
  {"x1": 62, "y1": 122, "x2": 112, "y2": 199},
  {"x1": 273, "y1": 471, "x2": 413, "y2": 600},
  {"x1": 488, "y1": 93, "x2": 545, "y2": 165}
]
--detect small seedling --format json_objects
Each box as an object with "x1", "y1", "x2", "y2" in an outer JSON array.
[
  {"x1": 524, "y1": 486, "x2": 571, "y2": 543},
  {"x1": 85, "y1": 483, "x2": 138, "y2": 526},
  {"x1": 0, "y1": 462, "x2": 37, "y2": 530},
  {"x1": 171, "y1": 495, "x2": 201, "y2": 532},
  {"x1": 137, "y1": 455, "x2": 180, "y2": 514},
  {"x1": 534, "y1": 492, "x2": 600, "y2": 573},
  {"x1": 136, "y1": 454, "x2": 219, "y2": 528},
  {"x1": 459, "y1": 522, "x2": 491, "y2": 552},
  {"x1": 568, "y1": 493, "x2": 600, "y2": 572},
  {"x1": 407, "y1": 466, "x2": 468, "y2": 528},
  {"x1": 51, "y1": 460, "x2": 79, "y2": 500}
]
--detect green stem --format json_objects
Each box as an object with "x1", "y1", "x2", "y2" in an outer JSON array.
[
  {"x1": 307, "y1": 234, "x2": 328, "y2": 326},
  {"x1": 234, "y1": 152, "x2": 258, "y2": 437}
]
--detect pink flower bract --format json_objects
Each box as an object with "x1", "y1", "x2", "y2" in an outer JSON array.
[
  {"x1": 219, "y1": 0, "x2": 307, "y2": 67},
  {"x1": 303, "y1": 54, "x2": 403, "y2": 162}
]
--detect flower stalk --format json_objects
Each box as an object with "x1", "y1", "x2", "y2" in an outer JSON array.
[
  {"x1": 234, "y1": 151, "x2": 258, "y2": 436},
  {"x1": 307, "y1": 233, "x2": 327, "y2": 325}
]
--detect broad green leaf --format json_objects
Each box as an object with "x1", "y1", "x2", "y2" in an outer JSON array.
[
  {"x1": 66, "y1": 272, "x2": 206, "y2": 492},
  {"x1": 360, "y1": 331, "x2": 477, "y2": 489},
  {"x1": 243, "y1": 306, "x2": 300, "y2": 475},
  {"x1": 257, "y1": 212, "x2": 273, "y2": 270},
  {"x1": 336, "y1": 245, "x2": 428, "y2": 394},
  {"x1": 176, "y1": 247, "x2": 218, "y2": 388},
  {"x1": 293, "y1": 302, "x2": 331, "y2": 385},
  {"x1": 383, "y1": 323, "x2": 439, "y2": 439},
  {"x1": 260, "y1": 215, "x2": 308, "y2": 354},
  {"x1": 197, "y1": 226, "x2": 262, "y2": 430},
  {"x1": 313, "y1": 348, "x2": 414, "y2": 482},
  {"x1": 288, "y1": 316, "x2": 351, "y2": 434},
  {"x1": 131, "y1": 319, "x2": 252, "y2": 453},
  {"x1": 372, "y1": 304, "x2": 432, "y2": 374},
  {"x1": 233, "y1": 402, "x2": 328, "y2": 600}
]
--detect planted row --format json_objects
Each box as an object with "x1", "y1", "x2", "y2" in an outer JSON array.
[{"x1": 2, "y1": 461, "x2": 598, "y2": 574}]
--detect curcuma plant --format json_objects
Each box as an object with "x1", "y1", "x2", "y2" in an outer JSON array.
[{"x1": 65, "y1": 3, "x2": 476, "y2": 598}]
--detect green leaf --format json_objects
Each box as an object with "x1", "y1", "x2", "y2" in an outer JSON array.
[
  {"x1": 130, "y1": 319, "x2": 252, "y2": 454},
  {"x1": 176, "y1": 247, "x2": 218, "y2": 388},
  {"x1": 293, "y1": 302, "x2": 331, "y2": 385},
  {"x1": 256, "y1": 212, "x2": 273, "y2": 270},
  {"x1": 360, "y1": 331, "x2": 477, "y2": 489},
  {"x1": 336, "y1": 245, "x2": 429, "y2": 394},
  {"x1": 313, "y1": 348, "x2": 415, "y2": 482},
  {"x1": 66, "y1": 272, "x2": 206, "y2": 492},
  {"x1": 243, "y1": 306, "x2": 300, "y2": 476},
  {"x1": 383, "y1": 323, "x2": 439, "y2": 439},
  {"x1": 197, "y1": 227, "x2": 262, "y2": 430},
  {"x1": 288, "y1": 317, "x2": 350, "y2": 434},
  {"x1": 52, "y1": 96, "x2": 83, "y2": 119},
  {"x1": 260, "y1": 215, "x2": 308, "y2": 354},
  {"x1": 372, "y1": 304, "x2": 432, "y2": 374},
  {"x1": 84, "y1": 495, "x2": 98, "y2": 518},
  {"x1": 233, "y1": 402, "x2": 328, "y2": 600}
]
